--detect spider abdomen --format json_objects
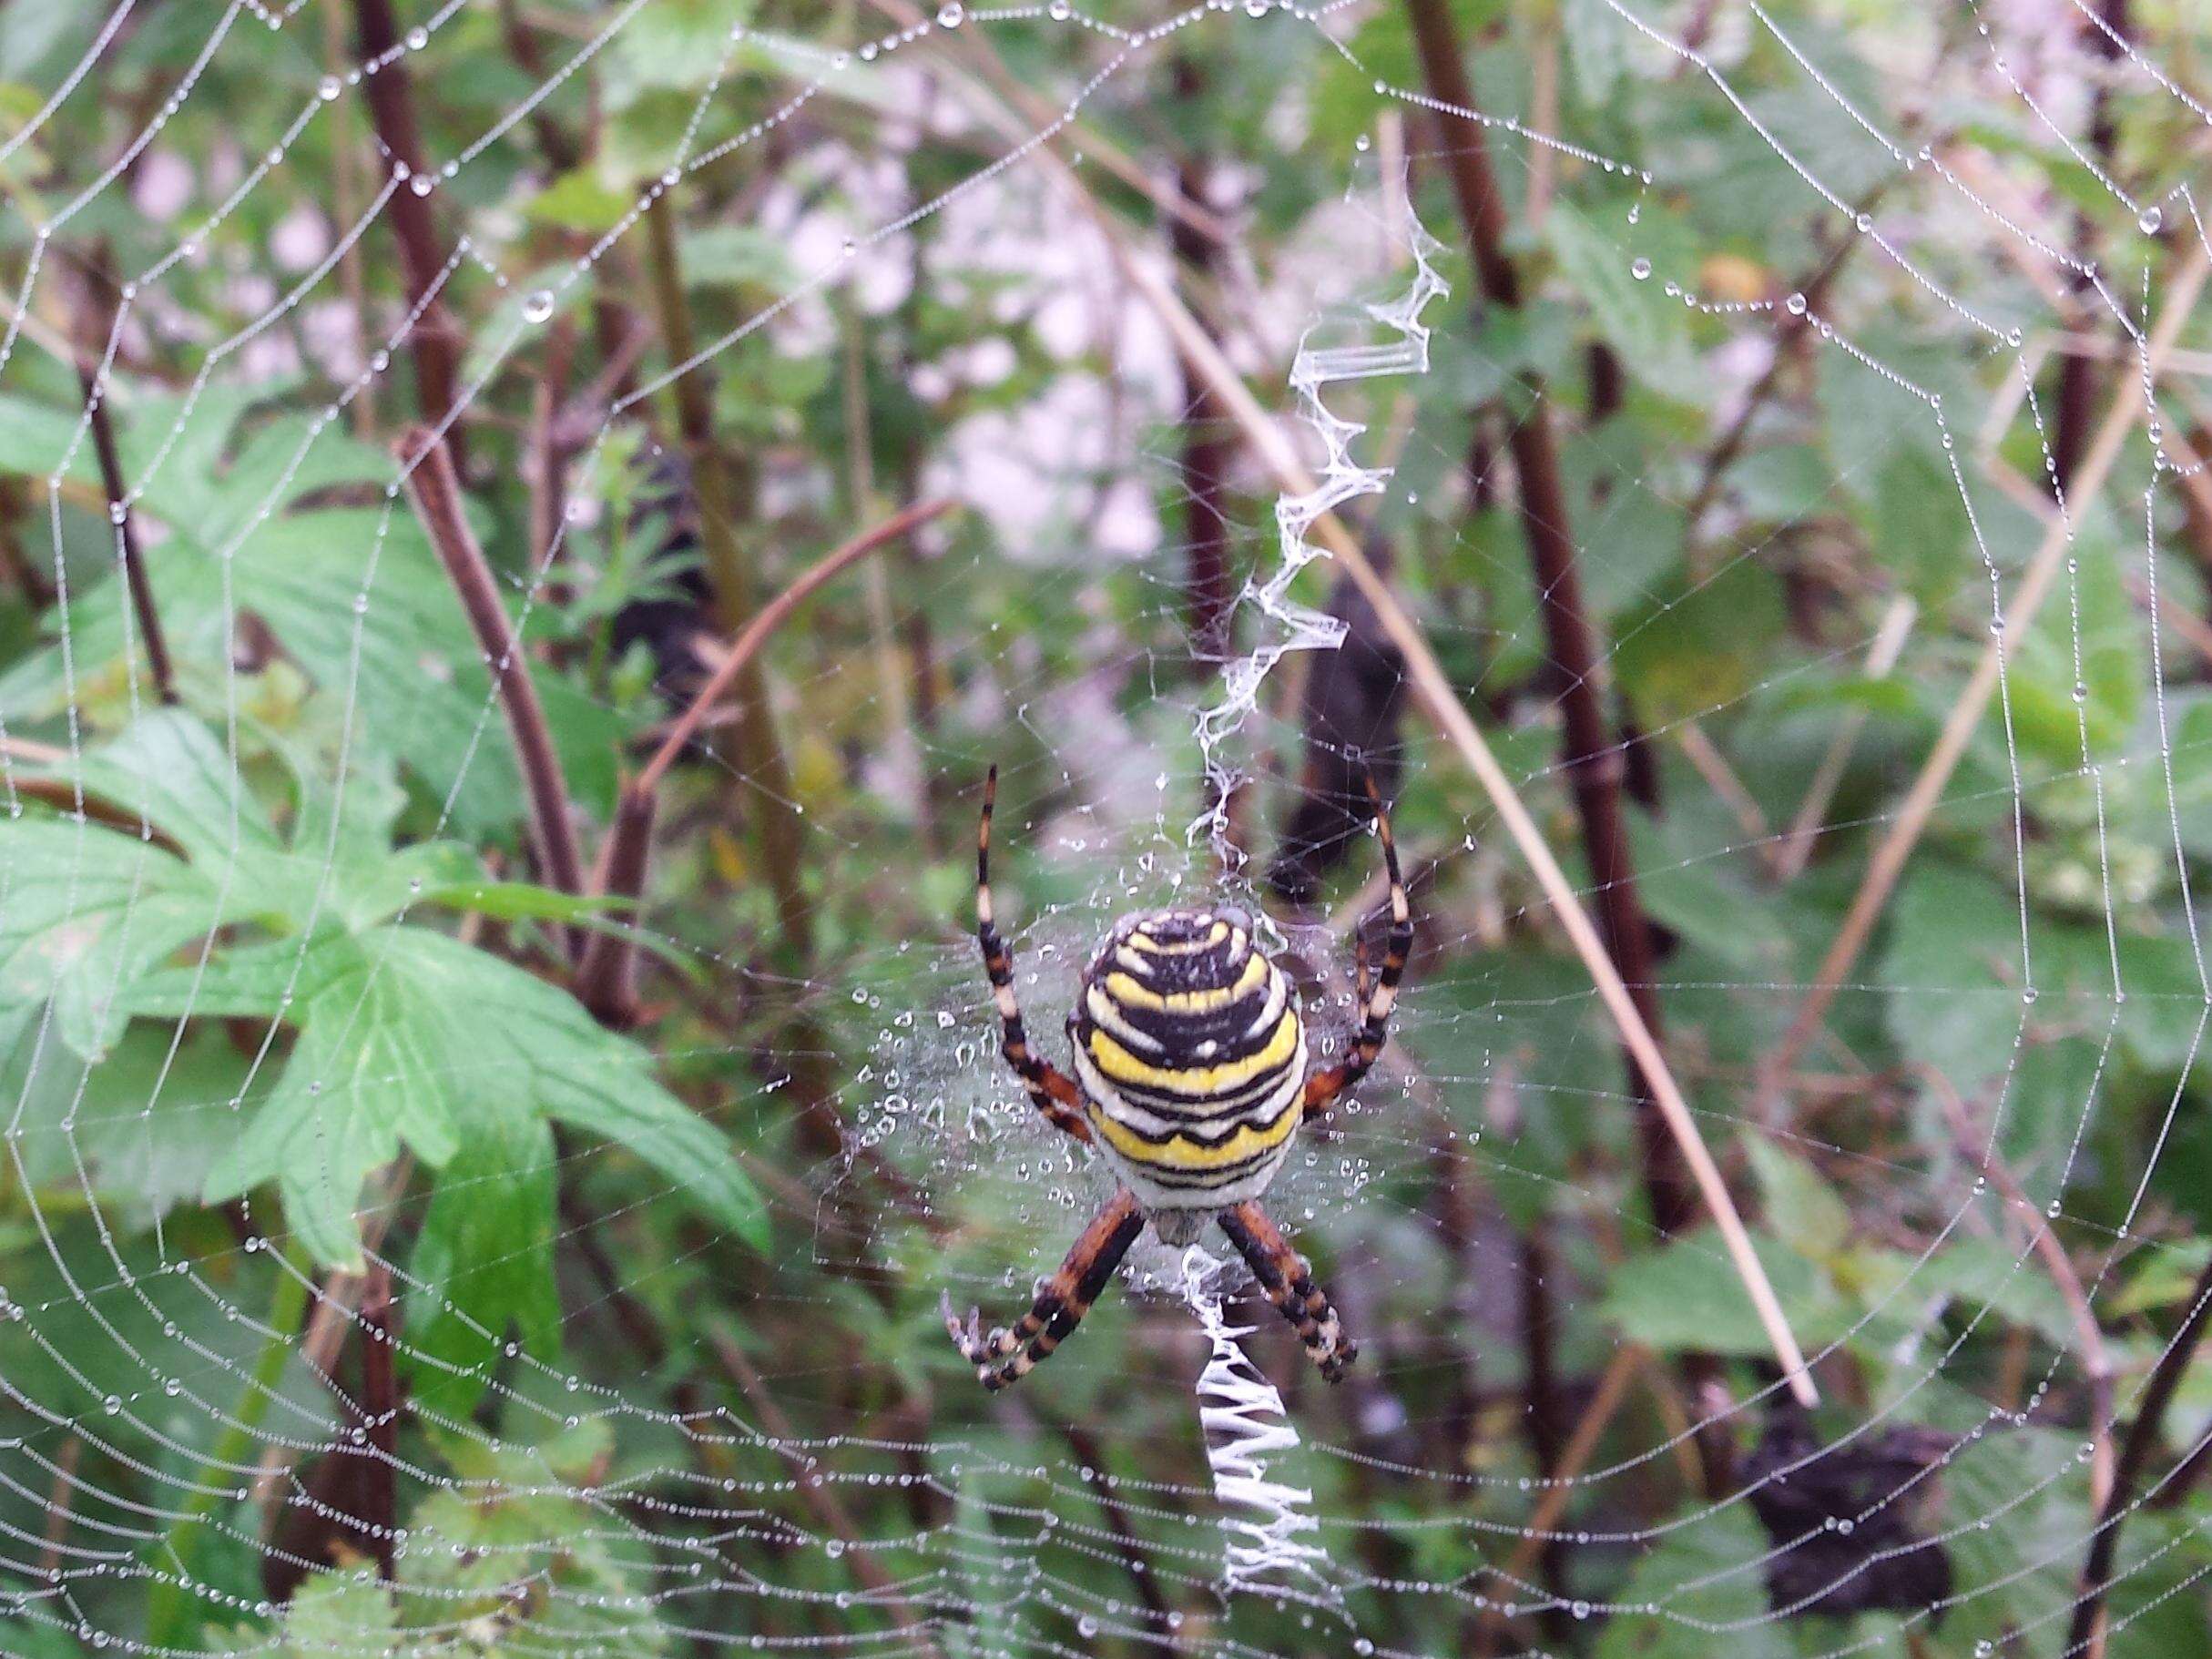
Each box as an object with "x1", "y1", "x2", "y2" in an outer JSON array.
[{"x1": 1068, "y1": 907, "x2": 1307, "y2": 1209}]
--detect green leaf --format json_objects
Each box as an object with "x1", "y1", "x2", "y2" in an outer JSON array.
[
  {"x1": 1601, "y1": 1226, "x2": 1847, "y2": 1357},
  {"x1": 173, "y1": 926, "x2": 764, "y2": 1267},
  {"x1": 0, "y1": 1013, "x2": 255, "y2": 1229},
  {"x1": 1748, "y1": 1138, "x2": 1851, "y2": 1260},
  {"x1": 1595, "y1": 1504, "x2": 1795, "y2": 1659},
  {"x1": 527, "y1": 168, "x2": 634, "y2": 233},
  {"x1": 23, "y1": 706, "x2": 282, "y2": 869},
  {"x1": 277, "y1": 1567, "x2": 399, "y2": 1657},
  {"x1": 0, "y1": 818, "x2": 229, "y2": 1060},
  {"x1": 0, "y1": 509, "x2": 632, "y2": 838},
  {"x1": 405, "y1": 1114, "x2": 563, "y2": 1419},
  {"x1": 1547, "y1": 198, "x2": 1698, "y2": 401},
  {"x1": 400, "y1": 1421, "x2": 670, "y2": 1655}
]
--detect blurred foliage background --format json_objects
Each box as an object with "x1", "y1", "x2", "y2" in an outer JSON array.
[{"x1": 3, "y1": 0, "x2": 2212, "y2": 1654}]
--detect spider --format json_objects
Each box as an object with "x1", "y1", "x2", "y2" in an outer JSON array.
[{"x1": 942, "y1": 765, "x2": 1411, "y2": 1391}]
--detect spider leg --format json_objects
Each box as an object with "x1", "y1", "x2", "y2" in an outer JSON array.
[
  {"x1": 942, "y1": 1188, "x2": 1144, "y2": 1390},
  {"x1": 977, "y1": 766, "x2": 1092, "y2": 1144},
  {"x1": 1218, "y1": 1200, "x2": 1357, "y2": 1382},
  {"x1": 1302, "y1": 768, "x2": 1412, "y2": 1123}
]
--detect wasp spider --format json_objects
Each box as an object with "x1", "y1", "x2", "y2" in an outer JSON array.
[{"x1": 943, "y1": 766, "x2": 1411, "y2": 1391}]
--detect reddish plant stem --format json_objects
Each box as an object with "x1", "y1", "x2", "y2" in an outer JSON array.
[
  {"x1": 584, "y1": 500, "x2": 949, "y2": 1034},
  {"x1": 358, "y1": 1262, "x2": 398, "y2": 1583},
  {"x1": 2067, "y1": 1252, "x2": 2212, "y2": 1658},
  {"x1": 1403, "y1": 0, "x2": 1689, "y2": 1240},
  {"x1": 634, "y1": 499, "x2": 952, "y2": 799},
  {"x1": 1408, "y1": 0, "x2": 1740, "y2": 1491},
  {"x1": 352, "y1": 0, "x2": 464, "y2": 460},
  {"x1": 574, "y1": 784, "x2": 656, "y2": 1028},
  {"x1": 397, "y1": 427, "x2": 586, "y2": 934}
]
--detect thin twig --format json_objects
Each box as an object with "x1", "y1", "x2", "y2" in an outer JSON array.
[
  {"x1": 1928, "y1": 1068, "x2": 2112, "y2": 1508},
  {"x1": 1057, "y1": 1420, "x2": 1178, "y2": 1642},
  {"x1": 1760, "y1": 238, "x2": 2212, "y2": 1106},
  {"x1": 396, "y1": 427, "x2": 587, "y2": 936},
  {"x1": 2065, "y1": 1251, "x2": 2212, "y2": 1659},
  {"x1": 583, "y1": 501, "x2": 950, "y2": 1029},
  {"x1": 639, "y1": 189, "x2": 812, "y2": 959},
  {"x1": 1075, "y1": 128, "x2": 1819, "y2": 1405},
  {"x1": 1674, "y1": 719, "x2": 1779, "y2": 872},
  {"x1": 707, "y1": 1328, "x2": 946, "y2": 1657},
  {"x1": 574, "y1": 784, "x2": 656, "y2": 1028},
  {"x1": 635, "y1": 499, "x2": 953, "y2": 797},
  {"x1": 1475, "y1": 1343, "x2": 1648, "y2": 1653},
  {"x1": 356, "y1": 1261, "x2": 398, "y2": 1582},
  {"x1": 36, "y1": 1435, "x2": 83, "y2": 1580}
]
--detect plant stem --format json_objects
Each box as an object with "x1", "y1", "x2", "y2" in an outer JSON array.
[
  {"x1": 579, "y1": 500, "x2": 949, "y2": 1023},
  {"x1": 398, "y1": 427, "x2": 587, "y2": 946},
  {"x1": 1171, "y1": 56, "x2": 1235, "y2": 667},
  {"x1": 352, "y1": 0, "x2": 463, "y2": 458},
  {"x1": 143, "y1": 1253, "x2": 312, "y2": 1646},
  {"x1": 638, "y1": 190, "x2": 812, "y2": 962},
  {"x1": 74, "y1": 271, "x2": 176, "y2": 706},
  {"x1": 1403, "y1": 0, "x2": 1691, "y2": 1247},
  {"x1": 2066, "y1": 1251, "x2": 2212, "y2": 1659}
]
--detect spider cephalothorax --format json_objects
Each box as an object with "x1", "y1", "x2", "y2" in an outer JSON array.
[{"x1": 943, "y1": 766, "x2": 1410, "y2": 1391}]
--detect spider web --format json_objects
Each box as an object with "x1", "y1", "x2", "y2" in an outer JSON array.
[{"x1": 1, "y1": 1, "x2": 2210, "y2": 1655}]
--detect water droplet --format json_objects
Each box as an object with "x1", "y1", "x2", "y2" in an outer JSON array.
[
  {"x1": 319, "y1": 75, "x2": 341, "y2": 100},
  {"x1": 404, "y1": 25, "x2": 428, "y2": 49},
  {"x1": 1049, "y1": 0, "x2": 1072, "y2": 15},
  {"x1": 937, "y1": 1, "x2": 963, "y2": 23},
  {"x1": 2140, "y1": 206, "x2": 2164, "y2": 235},
  {"x1": 1786, "y1": 291, "x2": 1807, "y2": 316},
  {"x1": 522, "y1": 290, "x2": 555, "y2": 323},
  {"x1": 1630, "y1": 258, "x2": 1651, "y2": 281}
]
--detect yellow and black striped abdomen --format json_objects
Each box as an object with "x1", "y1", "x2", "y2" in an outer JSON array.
[{"x1": 1067, "y1": 906, "x2": 1307, "y2": 1207}]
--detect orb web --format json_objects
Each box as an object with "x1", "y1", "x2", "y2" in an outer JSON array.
[{"x1": 2, "y1": 1, "x2": 2210, "y2": 1656}]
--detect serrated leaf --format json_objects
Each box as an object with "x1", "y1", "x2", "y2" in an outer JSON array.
[
  {"x1": 1602, "y1": 1226, "x2": 1848, "y2": 1356},
  {"x1": 1748, "y1": 1138, "x2": 1851, "y2": 1259},
  {"x1": 1548, "y1": 198, "x2": 1699, "y2": 401},
  {"x1": 1595, "y1": 1504, "x2": 1795, "y2": 1659},
  {"x1": 405, "y1": 1113, "x2": 563, "y2": 1420},
  {"x1": 0, "y1": 819, "x2": 229, "y2": 1060},
  {"x1": 175, "y1": 926, "x2": 764, "y2": 1267}
]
